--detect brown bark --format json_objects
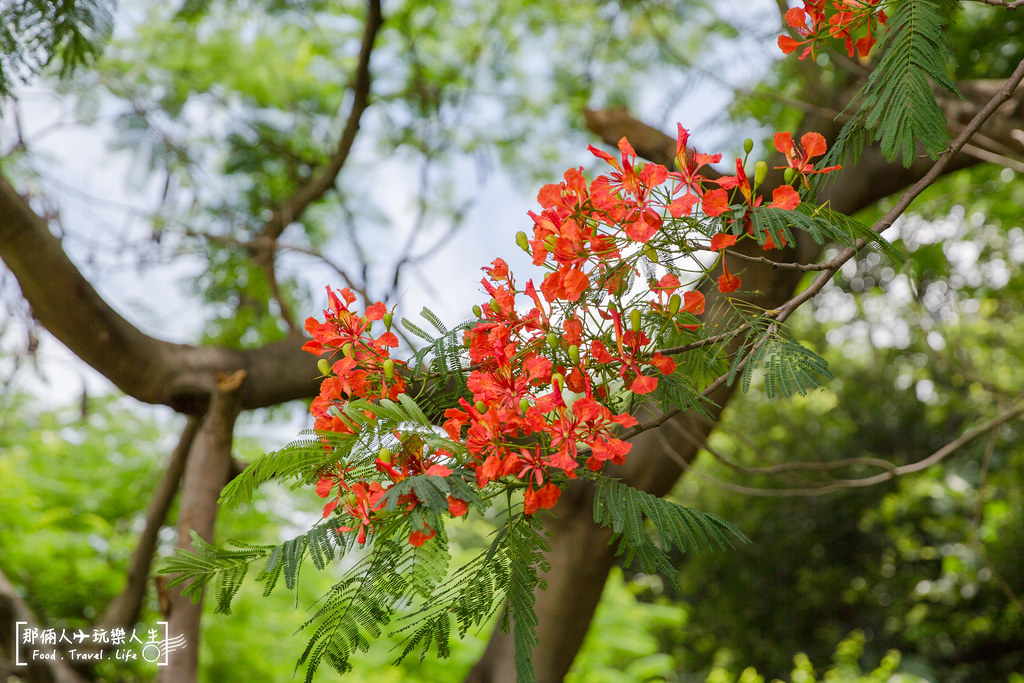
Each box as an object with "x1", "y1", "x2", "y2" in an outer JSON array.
[{"x1": 158, "y1": 371, "x2": 245, "y2": 683}]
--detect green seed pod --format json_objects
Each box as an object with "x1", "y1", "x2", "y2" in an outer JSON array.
[
  {"x1": 668, "y1": 293, "x2": 682, "y2": 317},
  {"x1": 743, "y1": 138, "x2": 754, "y2": 155},
  {"x1": 784, "y1": 167, "x2": 797, "y2": 185},
  {"x1": 474, "y1": 400, "x2": 487, "y2": 414},
  {"x1": 754, "y1": 160, "x2": 768, "y2": 188},
  {"x1": 630, "y1": 309, "x2": 642, "y2": 333},
  {"x1": 472, "y1": 304, "x2": 483, "y2": 318},
  {"x1": 382, "y1": 358, "x2": 394, "y2": 380},
  {"x1": 378, "y1": 447, "x2": 393, "y2": 464},
  {"x1": 383, "y1": 312, "x2": 393, "y2": 330},
  {"x1": 515, "y1": 230, "x2": 531, "y2": 252},
  {"x1": 317, "y1": 358, "x2": 331, "y2": 376},
  {"x1": 568, "y1": 344, "x2": 580, "y2": 364}
]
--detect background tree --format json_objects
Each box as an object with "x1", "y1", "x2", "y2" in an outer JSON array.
[{"x1": 1, "y1": 1, "x2": 1023, "y2": 681}]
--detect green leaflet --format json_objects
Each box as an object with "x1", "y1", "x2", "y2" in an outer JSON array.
[
  {"x1": 592, "y1": 478, "x2": 748, "y2": 591},
  {"x1": 826, "y1": 0, "x2": 960, "y2": 169}
]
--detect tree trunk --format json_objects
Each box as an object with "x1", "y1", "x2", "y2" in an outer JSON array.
[{"x1": 158, "y1": 372, "x2": 245, "y2": 683}]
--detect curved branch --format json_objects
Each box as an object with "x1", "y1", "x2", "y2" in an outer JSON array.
[
  {"x1": 0, "y1": 174, "x2": 321, "y2": 413},
  {"x1": 95, "y1": 415, "x2": 202, "y2": 634},
  {"x1": 261, "y1": 0, "x2": 383, "y2": 241}
]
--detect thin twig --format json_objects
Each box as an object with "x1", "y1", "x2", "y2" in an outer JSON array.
[
  {"x1": 964, "y1": 0, "x2": 1024, "y2": 8},
  {"x1": 773, "y1": 56, "x2": 1024, "y2": 327},
  {"x1": 727, "y1": 249, "x2": 837, "y2": 271},
  {"x1": 260, "y1": 0, "x2": 383, "y2": 241},
  {"x1": 677, "y1": 400, "x2": 1024, "y2": 497}
]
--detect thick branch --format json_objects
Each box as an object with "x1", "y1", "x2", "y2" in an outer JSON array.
[
  {"x1": 0, "y1": 174, "x2": 320, "y2": 412},
  {"x1": 158, "y1": 371, "x2": 245, "y2": 683}
]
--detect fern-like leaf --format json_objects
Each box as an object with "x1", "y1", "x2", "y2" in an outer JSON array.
[
  {"x1": 593, "y1": 478, "x2": 748, "y2": 590},
  {"x1": 829, "y1": 0, "x2": 959, "y2": 168}
]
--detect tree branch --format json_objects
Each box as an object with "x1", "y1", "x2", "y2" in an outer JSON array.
[
  {"x1": 0, "y1": 173, "x2": 322, "y2": 413},
  {"x1": 260, "y1": 0, "x2": 383, "y2": 242},
  {"x1": 674, "y1": 398, "x2": 1024, "y2": 497},
  {"x1": 94, "y1": 415, "x2": 202, "y2": 634}
]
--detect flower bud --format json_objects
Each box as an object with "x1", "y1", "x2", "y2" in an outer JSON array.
[
  {"x1": 378, "y1": 447, "x2": 393, "y2": 464},
  {"x1": 668, "y1": 293, "x2": 681, "y2": 316},
  {"x1": 743, "y1": 138, "x2": 754, "y2": 155},
  {"x1": 342, "y1": 342, "x2": 353, "y2": 358},
  {"x1": 490, "y1": 298, "x2": 500, "y2": 313},
  {"x1": 784, "y1": 167, "x2": 797, "y2": 185},
  {"x1": 519, "y1": 397, "x2": 530, "y2": 414},
  {"x1": 546, "y1": 332, "x2": 558, "y2": 349},
  {"x1": 343, "y1": 493, "x2": 358, "y2": 507},
  {"x1": 382, "y1": 358, "x2": 394, "y2": 380},
  {"x1": 543, "y1": 235, "x2": 557, "y2": 251},
  {"x1": 383, "y1": 312, "x2": 393, "y2": 330},
  {"x1": 472, "y1": 304, "x2": 483, "y2": 318},
  {"x1": 754, "y1": 160, "x2": 768, "y2": 188},
  {"x1": 474, "y1": 400, "x2": 487, "y2": 414},
  {"x1": 551, "y1": 372, "x2": 564, "y2": 389},
  {"x1": 317, "y1": 358, "x2": 331, "y2": 376},
  {"x1": 643, "y1": 245, "x2": 658, "y2": 263},
  {"x1": 515, "y1": 231, "x2": 530, "y2": 252},
  {"x1": 630, "y1": 309, "x2": 642, "y2": 333},
  {"x1": 568, "y1": 344, "x2": 580, "y2": 365}
]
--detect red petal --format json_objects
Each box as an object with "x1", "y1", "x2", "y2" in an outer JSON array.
[
  {"x1": 773, "y1": 131, "x2": 795, "y2": 156},
  {"x1": 408, "y1": 528, "x2": 436, "y2": 546},
  {"x1": 702, "y1": 189, "x2": 731, "y2": 217},
  {"x1": 784, "y1": 7, "x2": 806, "y2": 28},
  {"x1": 800, "y1": 132, "x2": 827, "y2": 159},
  {"x1": 447, "y1": 496, "x2": 469, "y2": 517},
  {"x1": 770, "y1": 185, "x2": 801, "y2": 211},
  {"x1": 668, "y1": 194, "x2": 698, "y2": 217},
  {"x1": 630, "y1": 374, "x2": 658, "y2": 394},
  {"x1": 650, "y1": 353, "x2": 676, "y2": 375},
  {"x1": 718, "y1": 271, "x2": 742, "y2": 293},
  {"x1": 588, "y1": 144, "x2": 619, "y2": 168},
  {"x1": 710, "y1": 232, "x2": 738, "y2": 251},
  {"x1": 682, "y1": 290, "x2": 705, "y2": 315},
  {"x1": 537, "y1": 183, "x2": 562, "y2": 208},
  {"x1": 777, "y1": 34, "x2": 803, "y2": 55}
]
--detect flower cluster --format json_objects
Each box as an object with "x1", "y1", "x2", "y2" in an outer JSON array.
[
  {"x1": 302, "y1": 123, "x2": 839, "y2": 545},
  {"x1": 778, "y1": 0, "x2": 888, "y2": 60},
  {"x1": 302, "y1": 287, "x2": 404, "y2": 433}
]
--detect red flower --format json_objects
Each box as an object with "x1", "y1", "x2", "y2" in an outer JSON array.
[
  {"x1": 718, "y1": 258, "x2": 742, "y2": 294},
  {"x1": 524, "y1": 481, "x2": 561, "y2": 515}
]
